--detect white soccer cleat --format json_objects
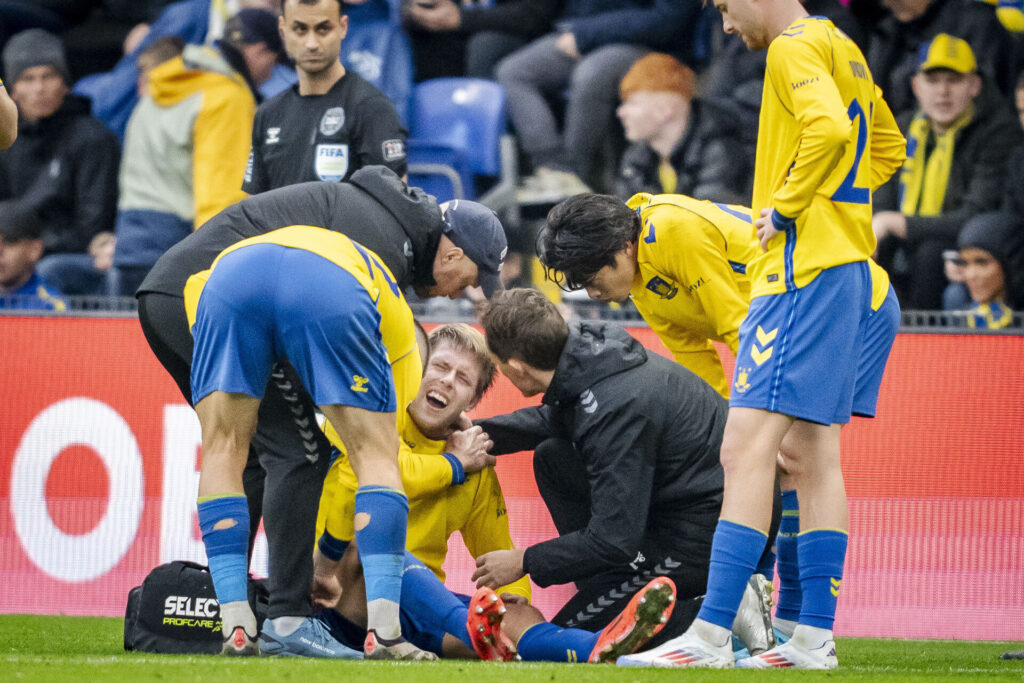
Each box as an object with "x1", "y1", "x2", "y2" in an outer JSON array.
[
  {"x1": 616, "y1": 625, "x2": 734, "y2": 668},
  {"x1": 736, "y1": 631, "x2": 838, "y2": 669},
  {"x1": 732, "y1": 574, "x2": 776, "y2": 656}
]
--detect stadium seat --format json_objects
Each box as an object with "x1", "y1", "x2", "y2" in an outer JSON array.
[
  {"x1": 406, "y1": 78, "x2": 519, "y2": 221},
  {"x1": 341, "y1": 17, "x2": 414, "y2": 124}
]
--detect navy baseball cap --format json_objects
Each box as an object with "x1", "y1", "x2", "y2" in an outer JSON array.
[{"x1": 442, "y1": 200, "x2": 507, "y2": 298}]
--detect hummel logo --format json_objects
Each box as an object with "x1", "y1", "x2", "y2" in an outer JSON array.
[
  {"x1": 351, "y1": 375, "x2": 369, "y2": 393},
  {"x1": 266, "y1": 127, "x2": 281, "y2": 144}
]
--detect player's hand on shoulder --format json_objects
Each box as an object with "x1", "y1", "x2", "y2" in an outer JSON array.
[{"x1": 446, "y1": 425, "x2": 496, "y2": 473}]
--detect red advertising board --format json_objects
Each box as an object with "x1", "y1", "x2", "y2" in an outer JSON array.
[{"x1": 1, "y1": 315, "x2": 1022, "y2": 639}]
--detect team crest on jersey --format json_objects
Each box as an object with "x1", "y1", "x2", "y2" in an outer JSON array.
[
  {"x1": 381, "y1": 139, "x2": 406, "y2": 162},
  {"x1": 734, "y1": 366, "x2": 753, "y2": 394},
  {"x1": 645, "y1": 276, "x2": 678, "y2": 299},
  {"x1": 319, "y1": 107, "x2": 346, "y2": 135},
  {"x1": 265, "y1": 127, "x2": 281, "y2": 144}
]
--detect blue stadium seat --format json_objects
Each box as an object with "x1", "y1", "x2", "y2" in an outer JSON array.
[
  {"x1": 341, "y1": 18, "x2": 414, "y2": 124},
  {"x1": 406, "y1": 78, "x2": 518, "y2": 211}
]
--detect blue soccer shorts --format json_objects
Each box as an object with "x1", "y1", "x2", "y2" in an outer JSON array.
[
  {"x1": 730, "y1": 260, "x2": 891, "y2": 425},
  {"x1": 851, "y1": 284, "x2": 900, "y2": 418},
  {"x1": 190, "y1": 242, "x2": 396, "y2": 412}
]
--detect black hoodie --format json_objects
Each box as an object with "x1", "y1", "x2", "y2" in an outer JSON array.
[
  {"x1": 477, "y1": 321, "x2": 727, "y2": 587},
  {"x1": 0, "y1": 94, "x2": 120, "y2": 254},
  {"x1": 138, "y1": 165, "x2": 444, "y2": 298}
]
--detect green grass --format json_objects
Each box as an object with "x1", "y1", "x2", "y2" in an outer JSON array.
[{"x1": 2, "y1": 615, "x2": 1021, "y2": 681}]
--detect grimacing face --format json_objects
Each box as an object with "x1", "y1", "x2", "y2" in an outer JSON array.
[
  {"x1": 279, "y1": 0, "x2": 347, "y2": 77},
  {"x1": 407, "y1": 342, "x2": 482, "y2": 438}
]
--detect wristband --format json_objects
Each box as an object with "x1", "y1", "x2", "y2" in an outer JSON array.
[{"x1": 442, "y1": 451, "x2": 466, "y2": 485}]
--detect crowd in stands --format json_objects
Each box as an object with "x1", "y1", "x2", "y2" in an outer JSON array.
[{"x1": 0, "y1": 0, "x2": 1021, "y2": 327}]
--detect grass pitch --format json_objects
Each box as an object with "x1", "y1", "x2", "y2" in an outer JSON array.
[{"x1": 3, "y1": 615, "x2": 1021, "y2": 681}]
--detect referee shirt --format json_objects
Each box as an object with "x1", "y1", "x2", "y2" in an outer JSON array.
[{"x1": 242, "y1": 71, "x2": 407, "y2": 193}]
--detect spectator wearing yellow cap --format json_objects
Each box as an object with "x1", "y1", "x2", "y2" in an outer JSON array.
[
  {"x1": 873, "y1": 33, "x2": 1022, "y2": 309},
  {"x1": 612, "y1": 53, "x2": 751, "y2": 205}
]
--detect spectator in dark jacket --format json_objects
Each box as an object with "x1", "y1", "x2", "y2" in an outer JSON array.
[
  {"x1": 472, "y1": 288, "x2": 733, "y2": 647},
  {"x1": 0, "y1": 29, "x2": 120, "y2": 295},
  {"x1": 873, "y1": 34, "x2": 1021, "y2": 309},
  {"x1": 613, "y1": 53, "x2": 750, "y2": 204},
  {"x1": 497, "y1": 0, "x2": 702, "y2": 198},
  {"x1": 402, "y1": 0, "x2": 561, "y2": 81},
  {"x1": 865, "y1": 0, "x2": 1019, "y2": 118}
]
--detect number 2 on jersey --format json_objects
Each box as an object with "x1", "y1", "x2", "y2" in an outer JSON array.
[{"x1": 831, "y1": 99, "x2": 869, "y2": 204}]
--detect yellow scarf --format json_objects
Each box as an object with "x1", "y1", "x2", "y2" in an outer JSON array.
[{"x1": 899, "y1": 104, "x2": 974, "y2": 216}]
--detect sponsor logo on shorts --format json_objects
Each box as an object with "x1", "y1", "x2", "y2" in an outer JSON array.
[
  {"x1": 351, "y1": 375, "x2": 369, "y2": 393},
  {"x1": 319, "y1": 107, "x2": 345, "y2": 136},
  {"x1": 381, "y1": 139, "x2": 406, "y2": 161}
]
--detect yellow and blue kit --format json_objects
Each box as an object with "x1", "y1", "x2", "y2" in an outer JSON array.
[
  {"x1": 732, "y1": 17, "x2": 904, "y2": 424},
  {"x1": 318, "y1": 398, "x2": 532, "y2": 601},
  {"x1": 185, "y1": 226, "x2": 416, "y2": 409},
  {"x1": 626, "y1": 193, "x2": 759, "y2": 397},
  {"x1": 750, "y1": 17, "x2": 905, "y2": 297}
]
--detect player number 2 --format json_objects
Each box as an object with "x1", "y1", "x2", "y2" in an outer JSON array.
[{"x1": 831, "y1": 99, "x2": 869, "y2": 205}]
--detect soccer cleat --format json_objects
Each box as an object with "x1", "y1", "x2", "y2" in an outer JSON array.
[
  {"x1": 221, "y1": 625, "x2": 259, "y2": 656},
  {"x1": 588, "y1": 577, "x2": 677, "y2": 663},
  {"x1": 364, "y1": 629, "x2": 439, "y2": 660},
  {"x1": 258, "y1": 616, "x2": 363, "y2": 658},
  {"x1": 616, "y1": 625, "x2": 734, "y2": 668},
  {"x1": 732, "y1": 573, "x2": 776, "y2": 656},
  {"x1": 466, "y1": 586, "x2": 518, "y2": 661},
  {"x1": 1002, "y1": 650, "x2": 1024, "y2": 660},
  {"x1": 736, "y1": 633, "x2": 838, "y2": 669}
]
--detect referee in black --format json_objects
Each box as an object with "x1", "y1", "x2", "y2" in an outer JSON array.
[{"x1": 243, "y1": 0, "x2": 407, "y2": 193}]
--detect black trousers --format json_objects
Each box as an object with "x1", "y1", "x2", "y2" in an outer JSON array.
[
  {"x1": 532, "y1": 438, "x2": 781, "y2": 649},
  {"x1": 138, "y1": 292, "x2": 332, "y2": 619}
]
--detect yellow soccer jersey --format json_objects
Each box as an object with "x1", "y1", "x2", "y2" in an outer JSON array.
[
  {"x1": 626, "y1": 193, "x2": 759, "y2": 397},
  {"x1": 751, "y1": 17, "x2": 905, "y2": 298},
  {"x1": 318, "y1": 415, "x2": 531, "y2": 601}
]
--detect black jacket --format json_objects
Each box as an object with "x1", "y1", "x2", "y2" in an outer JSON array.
[
  {"x1": 0, "y1": 95, "x2": 120, "y2": 254},
  {"x1": 613, "y1": 98, "x2": 751, "y2": 204},
  {"x1": 477, "y1": 321, "x2": 726, "y2": 587},
  {"x1": 874, "y1": 84, "x2": 1022, "y2": 247},
  {"x1": 138, "y1": 165, "x2": 444, "y2": 298}
]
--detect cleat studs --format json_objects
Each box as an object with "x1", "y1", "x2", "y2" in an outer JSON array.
[
  {"x1": 498, "y1": 606, "x2": 506, "y2": 615},
  {"x1": 488, "y1": 594, "x2": 498, "y2": 604},
  {"x1": 660, "y1": 616, "x2": 667, "y2": 623},
  {"x1": 475, "y1": 606, "x2": 484, "y2": 614},
  {"x1": 639, "y1": 597, "x2": 646, "y2": 604},
  {"x1": 477, "y1": 625, "x2": 485, "y2": 633}
]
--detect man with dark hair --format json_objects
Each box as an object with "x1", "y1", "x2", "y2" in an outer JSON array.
[
  {"x1": 470, "y1": 288, "x2": 775, "y2": 659},
  {"x1": 540, "y1": 193, "x2": 757, "y2": 398},
  {"x1": 243, "y1": 0, "x2": 407, "y2": 193},
  {"x1": 0, "y1": 28, "x2": 120, "y2": 294},
  {"x1": 137, "y1": 167, "x2": 506, "y2": 658},
  {"x1": 223, "y1": 8, "x2": 297, "y2": 99}
]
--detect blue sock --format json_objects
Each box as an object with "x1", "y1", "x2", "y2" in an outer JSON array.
[
  {"x1": 797, "y1": 529, "x2": 848, "y2": 630},
  {"x1": 696, "y1": 519, "x2": 768, "y2": 630},
  {"x1": 755, "y1": 544, "x2": 777, "y2": 582},
  {"x1": 197, "y1": 494, "x2": 250, "y2": 604},
  {"x1": 516, "y1": 621, "x2": 598, "y2": 663},
  {"x1": 775, "y1": 490, "x2": 802, "y2": 622},
  {"x1": 354, "y1": 487, "x2": 408, "y2": 607},
  {"x1": 399, "y1": 552, "x2": 474, "y2": 652}
]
